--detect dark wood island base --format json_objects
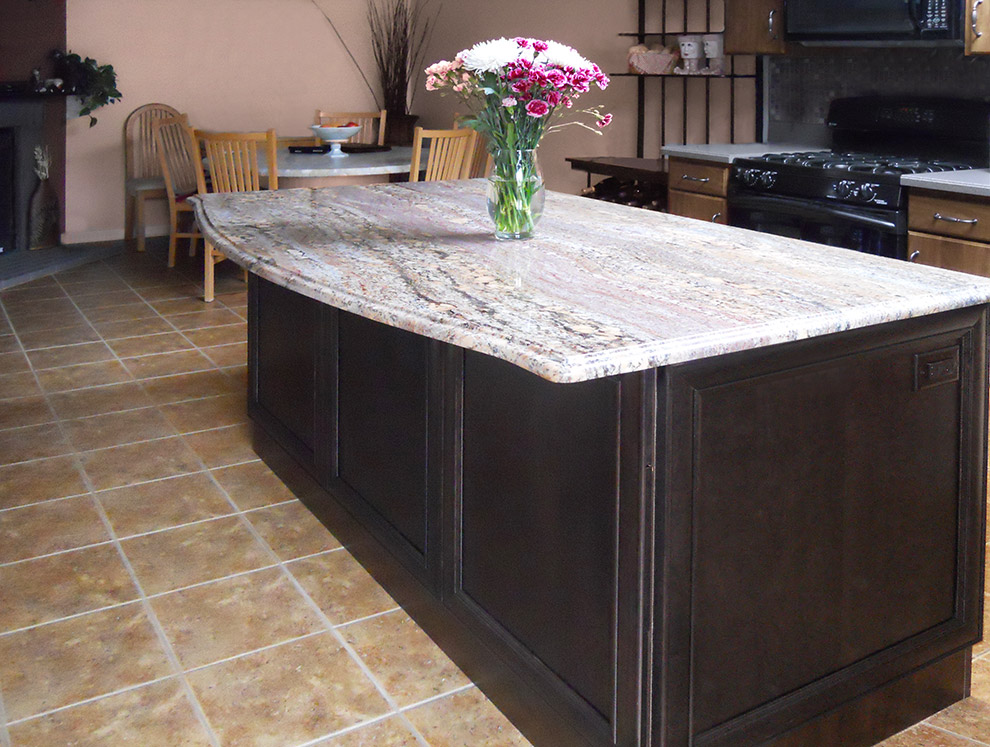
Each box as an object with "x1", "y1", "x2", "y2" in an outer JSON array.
[{"x1": 248, "y1": 275, "x2": 987, "y2": 747}]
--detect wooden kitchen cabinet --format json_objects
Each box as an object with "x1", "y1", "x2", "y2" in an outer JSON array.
[
  {"x1": 967, "y1": 0, "x2": 990, "y2": 54},
  {"x1": 909, "y1": 188, "x2": 990, "y2": 275},
  {"x1": 725, "y1": 0, "x2": 787, "y2": 54},
  {"x1": 668, "y1": 157, "x2": 730, "y2": 224}
]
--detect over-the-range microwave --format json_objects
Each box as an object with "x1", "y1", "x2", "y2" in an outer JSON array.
[{"x1": 786, "y1": 0, "x2": 964, "y2": 45}]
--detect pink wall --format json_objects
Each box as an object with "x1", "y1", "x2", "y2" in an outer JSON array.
[{"x1": 65, "y1": 0, "x2": 381, "y2": 242}]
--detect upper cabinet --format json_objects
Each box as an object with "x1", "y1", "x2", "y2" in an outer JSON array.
[
  {"x1": 725, "y1": 0, "x2": 787, "y2": 55},
  {"x1": 968, "y1": 0, "x2": 990, "y2": 54}
]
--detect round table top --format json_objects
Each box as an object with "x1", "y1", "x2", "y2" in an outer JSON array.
[{"x1": 260, "y1": 146, "x2": 414, "y2": 178}]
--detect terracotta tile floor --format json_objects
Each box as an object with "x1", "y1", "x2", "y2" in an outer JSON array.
[
  {"x1": 1, "y1": 249, "x2": 989, "y2": 747},
  {"x1": 0, "y1": 250, "x2": 528, "y2": 746}
]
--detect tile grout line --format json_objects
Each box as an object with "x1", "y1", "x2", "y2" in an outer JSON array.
[
  {"x1": 13, "y1": 268, "x2": 225, "y2": 747},
  {"x1": 198, "y1": 467, "x2": 434, "y2": 747},
  {"x1": 4, "y1": 674, "x2": 178, "y2": 728},
  {"x1": 924, "y1": 722, "x2": 990, "y2": 745}
]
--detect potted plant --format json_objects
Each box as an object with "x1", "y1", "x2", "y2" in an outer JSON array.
[
  {"x1": 52, "y1": 50, "x2": 122, "y2": 127},
  {"x1": 367, "y1": 0, "x2": 437, "y2": 144}
]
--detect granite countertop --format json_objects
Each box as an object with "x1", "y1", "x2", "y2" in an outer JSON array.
[
  {"x1": 191, "y1": 180, "x2": 990, "y2": 383},
  {"x1": 661, "y1": 143, "x2": 814, "y2": 164},
  {"x1": 260, "y1": 146, "x2": 414, "y2": 178},
  {"x1": 902, "y1": 169, "x2": 990, "y2": 199}
]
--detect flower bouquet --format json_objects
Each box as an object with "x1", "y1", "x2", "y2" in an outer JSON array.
[{"x1": 426, "y1": 37, "x2": 611, "y2": 239}]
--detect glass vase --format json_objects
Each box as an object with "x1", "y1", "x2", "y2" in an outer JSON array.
[{"x1": 486, "y1": 148, "x2": 545, "y2": 240}]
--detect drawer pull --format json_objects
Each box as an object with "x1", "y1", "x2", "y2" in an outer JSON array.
[
  {"x1": 974, "y1": 0, "x2": 984, "y2": 38},
  {"x1": 711, "y1": 212, "x2": 722, "y2": 222},
  {"x1": 681, "y1": 174, "x2": 711, "y2": 183},
  {"x1": 908, "y1": 250, "x2": 921, "y2": 262},
  {"x1": 933, "y1": 212, "x2": 979, "y2": 225},
  {"x1": 769, "y1": 8, "x2": 778, "y2": 39}
]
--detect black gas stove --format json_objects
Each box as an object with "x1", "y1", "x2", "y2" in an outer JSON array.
[{"x1": 728, "y1": 97, "x2": 990, "y2": 259}]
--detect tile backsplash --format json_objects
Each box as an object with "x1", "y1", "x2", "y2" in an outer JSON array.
[{"x1": 767, "y1": 47, "x2": 990, "y2": 143}]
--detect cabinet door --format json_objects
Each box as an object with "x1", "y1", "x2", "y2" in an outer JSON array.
[
  {"x1": 669, "y1": 190, "x2": 728, "y2": 224},
  {"x1": 725, "y1": 0, "x2": 787, "y2": 54},
  {"x1": 909, "y1": 231, "x2": 990, "y2": 277},
  {"x1": 967, "y1": 0, "x2": 990, "y2": 54}
]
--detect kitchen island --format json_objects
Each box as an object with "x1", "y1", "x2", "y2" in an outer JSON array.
[{"x1": 193, "y1": 181, "x2": 990, "y2": 747}]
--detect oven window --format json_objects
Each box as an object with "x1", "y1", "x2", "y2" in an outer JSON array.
[{"x1": 730, "y1": 205, "x2": 905, "y2": 259}]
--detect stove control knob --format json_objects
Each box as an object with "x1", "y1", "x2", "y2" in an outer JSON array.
[
  {"x1": 739, "y1": 168, "x2": 759, "y2": 187},
  {"x1": 759, "y1": 171, "x2": 777, "y2": 189},
  {"x1": 859, "y1": 184, "x2": 877, "y2": 203},
  {"x1": 836, "y1": 180, "x2": 857, "y2": 199}
]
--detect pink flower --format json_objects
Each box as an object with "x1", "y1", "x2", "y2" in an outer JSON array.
[
  {"x1": 514, "y1": 37, "x2": 531, "y2": 48},
  {"x1": 544, "y1": 90, "x2": 561, "y2": 106},
  {"x1": 511, "y1": 80, "x2": 530, "y2": 95},
  {"x1": 525, "y1": 99, "x2": 550, "y2": 117},
  {"x1": 502, "y1": 96, "x2": 517, "y2": 107},
  {"x1": 545, "y1": 69, "x2": 567, "y2": 88},
  {"x1": 596, "y1": 113, "x2": 613, "y2": 128},
  {"x1": 532, "y1": 40, "x2": 548, "y2": 52},
  {"x1": 425, "y1": 75, "x2": 439, "y2": 91}
]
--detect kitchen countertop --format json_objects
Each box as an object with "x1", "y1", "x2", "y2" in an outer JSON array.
[
  {"x1": 902, "y1": 169, "x2": 990, "y2": 199},
  {"x1": 191, "y1": 180, "x2": 990, "y2": 383},
  {"x1": 661, "y1": 143, "x2": 814, "y2": 164}
]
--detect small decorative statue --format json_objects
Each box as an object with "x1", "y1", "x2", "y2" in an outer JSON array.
[
  {"x1": 674, "y1": 35, "x2": 703, "y2": 74},
  {"x1": 28, "y1": 145, "x2": 59, "y2": 250},
  {"x1": 703, "y1": 33, "x2": 725, "y2": 75}
]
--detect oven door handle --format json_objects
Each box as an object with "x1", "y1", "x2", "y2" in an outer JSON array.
[{"x1": 729, "y1": 194, "x2": 902, "y2": 232}]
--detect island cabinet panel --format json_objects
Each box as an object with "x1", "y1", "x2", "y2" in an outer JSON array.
[
  {"x1": 456, "y1": 350, "x2": 621, "y2": 726},
  {"x1": 655, "y1": 308, "x2": 987, "y2": 746},
  {"x1": 250, "y1": 277, "x2": 322, "y2": 470},
  {"x1": 337, "y1": 311, "x2": 431, "y2": 558}
]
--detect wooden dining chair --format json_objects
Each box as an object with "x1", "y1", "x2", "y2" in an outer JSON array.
[
  {"x1": 453, "y1": 119, "x2": 491, "y2": 178},
  {"x1": 194, "y1": 128, "x2": 278, "y2": 302},
  {"x1": 409, "y1": 127, "x2": 478, "y2": 182},
  {"x1": 124, "y1": 102, "x2": 180, "y2": 252},
  {"x1": 315, "y1": 110, "x2": 388, "y2": 146},
  {"x1": 152, "y1": 114, "x2": 203, "y2": 269}
]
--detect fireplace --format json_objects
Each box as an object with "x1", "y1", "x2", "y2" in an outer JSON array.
[{"x1": 0, "y1": 96, "x2": 65, "y2": 253}]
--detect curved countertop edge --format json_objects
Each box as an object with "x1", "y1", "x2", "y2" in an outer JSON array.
[
  {"x1": 259, "y1": 146, "x2": 415, "y2": 179},
  {"x1": 902, "y1": 169, "x2": 990, "y2": 199},
  {"x1": 192, "y1": 196, "x2": 990, "y2": 384}
]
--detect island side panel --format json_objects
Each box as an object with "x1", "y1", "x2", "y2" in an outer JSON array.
[
  {"x1": 655, "y1": 307, "x2": 988, "y2": 747},
  {"x1": 445, "y1": 350, "x2": 655, "y2": 745}
]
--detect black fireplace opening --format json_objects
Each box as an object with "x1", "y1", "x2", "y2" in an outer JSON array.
[{"x1": 0, "y1": 128, "x2": 13, "y2": 255}]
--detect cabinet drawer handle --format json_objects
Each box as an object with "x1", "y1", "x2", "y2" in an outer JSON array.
[
  {"x1": 974, "y1": 0, "x2": 984, "y2": 38},
  {"x1": 711, "y1": 212, "x2": 722, "y2": 222},
  {"x1": 681, "y1": 174, "x2": 711, "y2": 183},
  {"x1": 933, "y1": 212, "x2": 979, "y2": 225},
  {"x1": 769, "y1": 8, "x2": 778, "y2": 39},
  {"x1": 909, "y1": 250, "x2": 921, "y2": 262}
]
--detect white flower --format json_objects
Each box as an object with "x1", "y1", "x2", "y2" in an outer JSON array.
[
  {"x1": 501, "y1": 97, "x2": 517, "y2": 107},
  {"x1": 540, "y1": 40, "x2": 593, "y2": 70},
  {"x1": 458, "y1": 37, "x2": 528, "y2": 73}
]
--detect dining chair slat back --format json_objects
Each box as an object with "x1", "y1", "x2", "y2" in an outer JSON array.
[
  {"x1": 153, "y1": 114, "x2": 204, "y2": 268},
  {"x1": 453, "y1": 117, "x2": 491, "y2": 178},
  {"x1": 123, "y1": 102, "x2": 181, "y2": 252},
  {"x1": 193, "y1": 128, "x2": 278, "y2": 302},
  {"x1": 409, "y1": 127, "x2": 477, "y2": 182},
  {"x1": 315, "y1": 110, "x2": 388, "y2": 146},
  {"x1": 199, "y1": 129, "x2": 277, "y2": 192}
]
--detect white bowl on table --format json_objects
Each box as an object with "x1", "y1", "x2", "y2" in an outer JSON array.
[{"x1": 310, "y1": 124, "x2": 362, "y2": 158}]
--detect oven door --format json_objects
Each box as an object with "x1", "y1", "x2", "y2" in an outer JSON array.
[{"x1": 728, "y1": 193, "x2": 907, "y2": 260}]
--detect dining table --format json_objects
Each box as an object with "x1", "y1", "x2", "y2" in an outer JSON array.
[{"x1": 259, "y1": 145, "x2": 415, "y2": 189}]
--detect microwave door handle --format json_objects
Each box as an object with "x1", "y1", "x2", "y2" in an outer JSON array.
[{"x1": 906, "y1": 0, "x2": 922, "y2": 30}]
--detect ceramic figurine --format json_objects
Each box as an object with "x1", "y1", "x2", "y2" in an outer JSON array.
[
  {"x1": 674, "y1": 35, "x2": 703, "y2": 75},
  {"x1": 703, "y1": 33, "x2": 725, "y2": 75}
]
